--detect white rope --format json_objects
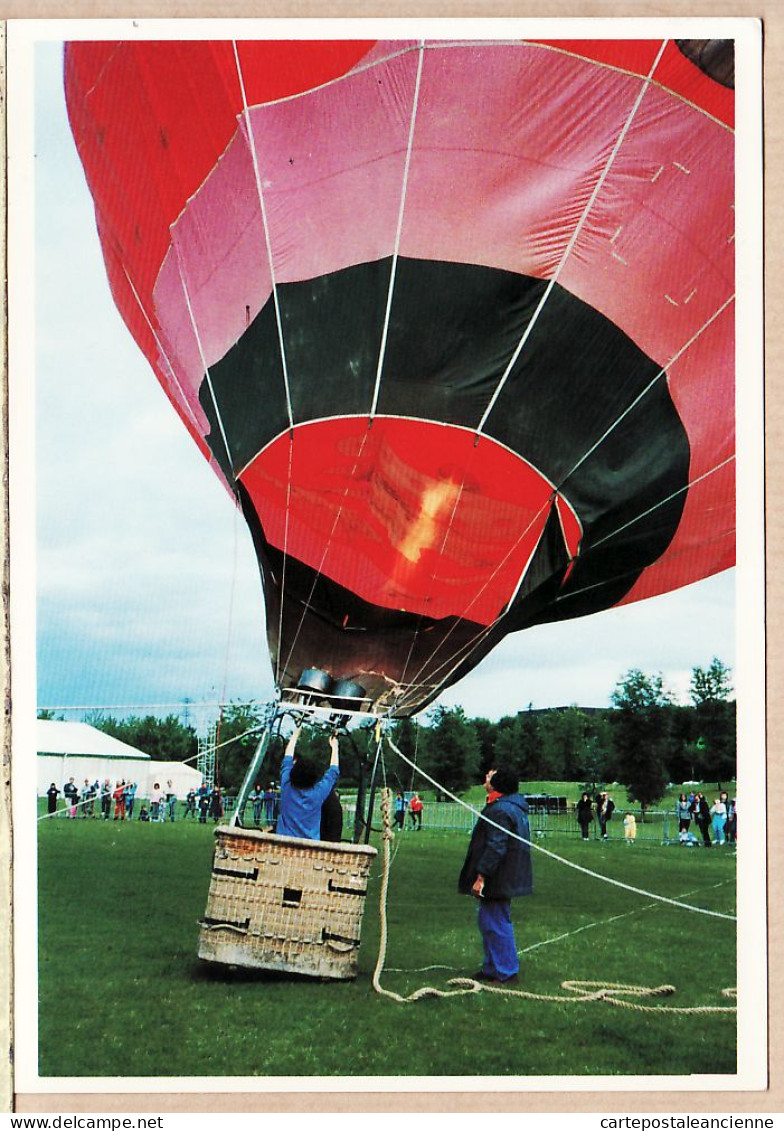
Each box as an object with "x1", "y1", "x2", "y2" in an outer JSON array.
[
  {"x1": 233, "y1": 43, "x2": 300, "y2": 683},
  {"x1": 370, "y1": 40, "x2": 425, "y2": 419},
  {"x1": 392, "y1": 497, "x2": 553, "y2": 711},
  {"x1": 279, "y1": 428, "x2": 372, "y2": 681},
  {"x1": 232, "y1": 41, "x2": 294, "y2": 431},
  {"x1": 385, "y1": 735, "x2": 736, "y2": 921},
  {"x1": 174, "y1": 257, "x2": 235, "y2": 476},
  {"x1": 395, "y1": 471, "x2": 473, "y2": 695},
  {"x1": 476, "y1": 40, "x2": 669, "y2": 434},
  {"x1": 384, "y1": 879, "x2": 733, "y2": 973},
  {"x1": 590, "y1": 454, "x2": 735, "y2": 552},
  {"x1": 274, "y1": 434, "x2": 295, "y2": 687},
  {"x1": 552, "y1": 455, "x2": 736, "y2": 609}
]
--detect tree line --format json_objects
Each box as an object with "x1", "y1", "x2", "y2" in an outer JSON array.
[{"x1": 38, "y1": 658, "x2": 734, "y2": 810}]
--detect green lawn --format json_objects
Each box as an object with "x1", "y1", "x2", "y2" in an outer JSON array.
[{"x1": 37, "y1": 814, "x2": 736, "y2": 1079}]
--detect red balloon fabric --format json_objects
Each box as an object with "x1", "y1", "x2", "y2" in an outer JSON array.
[{"x1": 65, "y1": 37, "x2": 735, "y2": 715}]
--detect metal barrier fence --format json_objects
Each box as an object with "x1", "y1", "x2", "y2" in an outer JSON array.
[
  {"x1": 42, "y1": 793, "x2": 683, "y2": 844},
  {"x1": 337, "y1": 798, "x2": 677, "y2": 844}
]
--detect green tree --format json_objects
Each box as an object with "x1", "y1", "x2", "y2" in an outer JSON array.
[
  {"x1": 689, "y1": 657, "x2": 733, "y2": 705},
  {"x1": 537, "y1": 706, "x2": 591, "y2": 780},
  {"x1": 93, "y1": 713, "x2": 198, "y2": 763},
  {"x1": 214, "y1": 702, "x2": 272, "y2": 790},
  {"x1": 470, "y1": 717, "x2": 497, "y2": 779},
  {"x1": 418, "y1": 705, "x2": 480, "y2": 796},
  {"x1": 610, "y1": 669, "x2": 673, "y2": 812},
  {"x1": 389, "y1": 716, "x2": 422, "y2": 791},
  {"x1": 688, "y1": 658, "x2": 736, "y2": 784},
  {"x1": 493, "y1": 709, "x2": 540, "y2": 780}
]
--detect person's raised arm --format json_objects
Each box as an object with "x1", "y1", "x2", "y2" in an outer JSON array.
[
  {"x1": 328, "y1": 734, "x2": 340, "y2": 767},
  {"x1": 285, "y1": 724, "x2": 302, "y2": 761}
]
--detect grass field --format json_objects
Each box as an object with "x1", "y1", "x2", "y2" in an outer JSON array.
[{"x1": 37, "y1": 813, "x2": 736, "y2": 1080}]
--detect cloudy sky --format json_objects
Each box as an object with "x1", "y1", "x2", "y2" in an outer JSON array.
[{"x1": 27, "y1": 34, "x2": 749, "y2": 730}]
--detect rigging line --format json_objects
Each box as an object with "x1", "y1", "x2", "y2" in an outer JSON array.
[
  {"x1": 396, "y1": 469, "x2": 474, "y2": 693},
  {"x1": 279, "y1": 429, "x2": 373, "y2": 681},
  {"x1": 518, "y1": 881, "x2": 733, "y2": 956},
  {"x1": 219, "y1": 505, "x2": 241, "y2": 717},
  {"x1": 369, "y1": 40, "x2": 426, "y2": 419},
  {"x1": 383, "y1": 880, "x2": 734, "y2": 970},
  {"x1": 485, "y1": 456, "x2": 740, "y2": 611},
  {"x1": 232, "y1": 40, "x2": 294, "y2": 431},
  {"x1": 174, "y1": 254, "x2": 235, "y2": 478},
  {"x1": 568, "y1": 454, "x2": 737, "y2": 568},
  {"x1": 393, "y1": 495, "x2": 554, "y2": 710},
  {"x1": 557, "y1": 294, "x2": 736, "y2": 491},
  {"x1": 394, "y1": 611, "x2": 502, "y2": 711},
  {"x1": 476, "y1": 39, "x2": 669, "y2": 436},
  {"x1": 274, "y1": 433, "x2": 295, "y2": 688},
  {"x1": 397, "y1": 328, "x2": 735, "y2": 710},
  {"x1": 386, "y1": 736, "x2": 736, "y2": 922},
  {"x1": 397, "y1": 367, "x2": 735, "y2": 711},
  {"x1": 120, "y1": 266, "x2": 204, "y2": 436},
  {"x1": 38, "y1": 701, "x2": 264, "y2": 712}
]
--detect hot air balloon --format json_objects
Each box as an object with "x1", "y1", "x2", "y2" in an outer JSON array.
[{"x1": 64, "y1": 37, "x2": 735, "y2": 722}]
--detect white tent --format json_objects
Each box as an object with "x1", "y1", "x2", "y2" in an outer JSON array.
[
  {"x1": 141, "y1": 760, "x2": 202, "y2": 800},
  {"x1": 36, "y1": 720, "x2": 199, "y2": 801}
]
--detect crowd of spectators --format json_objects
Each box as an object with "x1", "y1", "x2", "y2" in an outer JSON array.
[{"x1": 44, "y1": 776, "x2": 230, "y2": 824}]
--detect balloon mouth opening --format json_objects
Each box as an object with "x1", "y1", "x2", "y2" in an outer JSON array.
[{"x1": 241, "y1": 416, "x2": 583, "y2": 627}]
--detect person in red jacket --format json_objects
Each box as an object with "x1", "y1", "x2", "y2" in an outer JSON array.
[
  {"x1": 409, "y1": 793, "x2": 424, "y2": 830},
  {"x1": 113, "y1": 780, "x2": 126, "y2": 821}
]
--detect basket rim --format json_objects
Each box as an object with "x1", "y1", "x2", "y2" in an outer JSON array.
[{"x1": 213, "y1": 824, "x2": 378, "y2": 857}]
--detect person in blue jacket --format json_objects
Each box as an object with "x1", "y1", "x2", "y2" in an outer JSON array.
[
  {"x1": 458, "y1": 766, "x2": 533, "y2": 985},
  {"x1": 276, "y1": 725, "x2": 340, "y2": 840}
]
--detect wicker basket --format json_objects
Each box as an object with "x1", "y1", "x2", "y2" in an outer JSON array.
[{"x1": 198, "y1": 826, "x2": 378, "y2": 979}]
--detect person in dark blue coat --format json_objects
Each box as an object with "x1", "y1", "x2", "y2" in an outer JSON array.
[{"x1": 458, "y1": 766, "x2": 533, "y2": 985}]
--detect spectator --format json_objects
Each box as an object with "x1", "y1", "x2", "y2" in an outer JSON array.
[
  {"x1": 113, "y1": 780, "x2": 126, "y2": 821},
  {"x1": 393, "y1": 791, "x2": 408, "y2": 831},
  {"x1": 726, "y1": 797, "x2": 738, "y2": 843},
  {"x1": 596, "y1": 791, "x2": 615, "y2": 840},
  {"x1": 623, "y1": 811, "x2": 637, "y2": 846},
  {"x1": 249, "y1": 783, "x2": 263, "y2": 827},
  {"x1": 691, "y1": 792, "x2": 712, "y2": 847},
  {"x1": 710, "y1": 796, "x2": 727, "y2": 845},
  {"x1": 139, "y1": 806, "x2": 150, "y2": 823},
  {"x1": 149, "y1": 782, "x2": 164, "y2": 822},
  {"x1": 576, "y1": 793, "x2": 593, "y2": 841},
  {"x1": 45, "y1": 782, "x2": 60, "y2": 817},
  {"x1": 197, "y1": 782, "x2": 210, "y2": 823},
  {"x1": 209, "y1": 785, "x2": 224, "y2": 823},
  {"x1": 276, "y1": 726, "x2": 340, "y2": 840},
  {"x1": 80, "y1": 779, "x2": 93, "y2": 819},
  {"x1": 63, "y1": 777, "x2": 78, "y2": 819},
  {"x1": 100, "y1": 778, "x2": 113, "y2": 820},
  {"x1": 264, "y1": 783, "x2": 276, "y2": 825},
  {"x1": 409, "y1": 793, "x2": 424, "y2": 830},
  {"x1": 677, "y1": 792, "x2": 692, "y2": 834},
  {"x1": 183, "y1": 789, "x2": 197, "y2": 819},
  {"x1": 458, "y1": 766, "x2": 533, "y2": 986},
  {"x1": 125, "y1": 781, "x2": 138, "y2": 821},
  {"x1": 166, "y1": 780, "x2": 177, "y2": 822}
]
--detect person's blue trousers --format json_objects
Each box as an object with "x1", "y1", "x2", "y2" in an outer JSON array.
[{"x1": 478, "y1": 899, "x2": 519, "y2": 980}]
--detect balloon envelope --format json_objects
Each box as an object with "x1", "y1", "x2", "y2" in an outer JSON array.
[{"x1": 64, "y1": 38, "x2": 735, "y2": 715}]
